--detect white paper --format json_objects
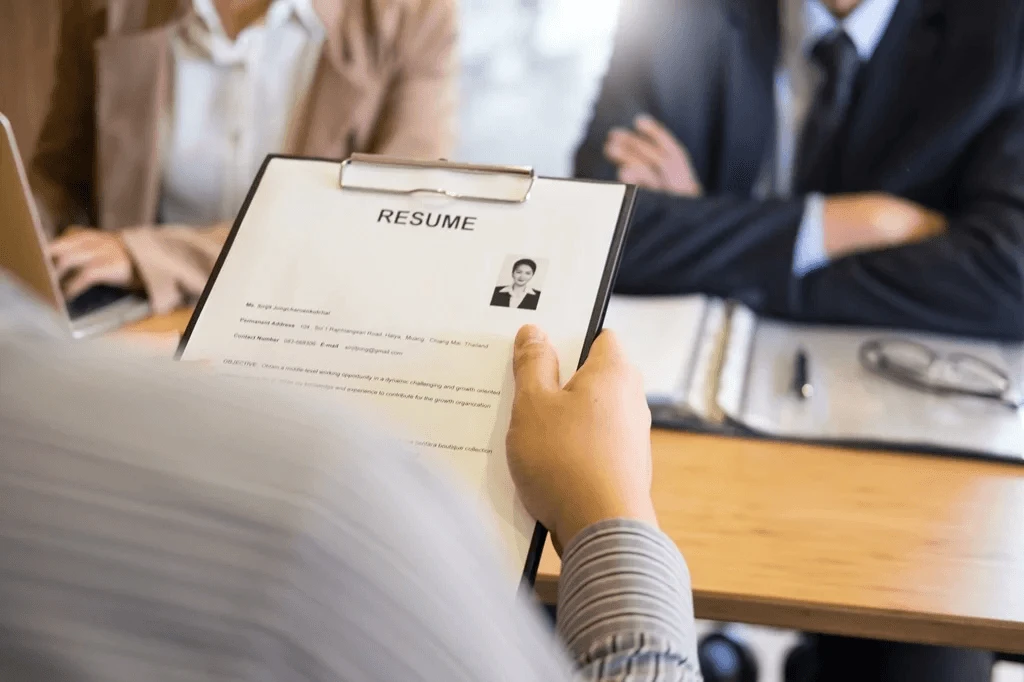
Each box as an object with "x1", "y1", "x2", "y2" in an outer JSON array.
[
  {"x1": 179, "y1": 158, "x2": 627, "y2": 579},
  {"x1": 722, "y1": 316, "x2": 1024, "y2": 461},
  {"x1": 604, "y1": 295, "x2": 707, "y2": 405}
]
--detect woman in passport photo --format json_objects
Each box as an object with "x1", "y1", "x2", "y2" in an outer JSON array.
[{"x1": 491, "y1": 257, "x2": 544, "y2": 311}]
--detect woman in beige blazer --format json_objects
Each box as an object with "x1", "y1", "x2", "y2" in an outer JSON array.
[{"x1": 33, "y1": 0, "x2": 457, "y2": 314}]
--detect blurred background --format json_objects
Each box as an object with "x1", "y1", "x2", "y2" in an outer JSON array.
[{"x1": 457, "y1": 0, "x2": 620, "y2": 175}]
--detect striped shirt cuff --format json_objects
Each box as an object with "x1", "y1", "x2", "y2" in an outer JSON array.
[{"x1": 556, "y1": 519, "x2": 699, "y2": 679}]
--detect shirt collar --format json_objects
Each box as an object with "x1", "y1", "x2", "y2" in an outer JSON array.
[
  {"x1": 191, "y1": 0, "x2": 323, "y2": 42},
  {"x1": 500, "y1": 285, "x2": 537, "y2": 296},
  {"x1": 270, "y1": 0, "x2": 323, "y2": 34},
  {"x1": 802, "y1": 0, "x2": 900, "y2": 60},
  {"x1": 191, "y1": 0, "x2": 230, "y2": 39}
]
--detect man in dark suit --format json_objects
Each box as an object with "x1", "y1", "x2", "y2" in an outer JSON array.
[
  {"x1": 576, "y1": 0, "x2": 1017, "y2": 679},
  {"x1": 576, "y1": 0, "x2": 1024, "y2": 340}
]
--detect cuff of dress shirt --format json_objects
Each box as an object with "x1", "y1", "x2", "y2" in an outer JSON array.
[
  {"x1": 119, "y1": 227, "x2": 183, "y2": 316},
  {"x1": 792, "y1": 193, "x2": 829, "y2": 277},
  {"x1": 555, "y1": 519, "x2": 698, "y2": 669}
]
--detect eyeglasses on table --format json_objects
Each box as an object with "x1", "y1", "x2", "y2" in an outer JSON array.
[{"x1": 859, "y1": 338, "x2": 1022, "y2": 410}]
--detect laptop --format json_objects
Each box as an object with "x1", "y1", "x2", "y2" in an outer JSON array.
[{"x1": 0, "y1": 113, "x2": 150, "y2": 338}]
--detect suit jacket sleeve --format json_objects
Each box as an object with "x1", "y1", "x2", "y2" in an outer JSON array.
[
  {"x1": 580, "y1": 0, "x2": 1024, "y2": 340},
  {"x1": 610, "y1": 72, "x2": 1024, "y2": 339},
  {"x1": 608, "y1": 192, "x2": 806, "y2": 307},
  {"x1": 29, "y1": 0, "x2": 100, "y2": 236},
  {"x1": 608, "y1": 121, "x2": 1024, "y2": 339},
  {"x1": 369, "y1": 0, "x2": 457, "y2": 159},
  {"x1": 607, "y1": 144, "x2": 1024, "y2": 340},
  {"x1": 796, "y1": 97, "x2": 1024, "y2": 340},
  {"x1": 120, "y1": 223, "x2": 231, "y2": 315}
]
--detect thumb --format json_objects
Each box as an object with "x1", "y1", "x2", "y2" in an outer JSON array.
[
  {"x1": 567, "y1": 329, "x2": 642, "y2": 395},
  {"x1": 512, "y1": 325, "x2": 560, "y2": 396},
  {"x1": 584, "y1": 328, "x2": 630, "y2": 367}
]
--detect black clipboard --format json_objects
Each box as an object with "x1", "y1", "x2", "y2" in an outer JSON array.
[{"x1": 176, "y1": 153, "x2": 638, "y2": 587}]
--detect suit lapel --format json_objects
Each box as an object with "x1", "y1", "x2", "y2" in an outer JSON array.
[
  {"x1": 94, "y1": 0, "x2": 190, "y2": 229},
  {"x1": 716, "y1": 0, "x2": 779, "y2": 192},
  {"x1": 287, "y1": 56, "x2": 370, "y2": 158},
  {"x1": 94, "y1": 26, "x2": 174, "y2": 229},
  {"x1": 842, "y1": 0, "x2": 946, "y2": 188},
  {"x1": 288, "y1": 0, "x2": 374, "y2": 158}
]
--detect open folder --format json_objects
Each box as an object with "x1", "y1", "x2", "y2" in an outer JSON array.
[
  {"x1": 176, "y1": 154, "x2": 636, "y2": 585},
  {"x1": 605, "y1": 295, "x2": 1024, "y2": 464}
]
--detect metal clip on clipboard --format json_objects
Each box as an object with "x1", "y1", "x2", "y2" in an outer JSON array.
[{"x1": 338, "y1": 154, "x2": 536, "y2": 204}]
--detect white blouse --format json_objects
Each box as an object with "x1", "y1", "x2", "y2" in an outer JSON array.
[{"x1": 159, "y1": 0, "x2": 326, "y2": 226}]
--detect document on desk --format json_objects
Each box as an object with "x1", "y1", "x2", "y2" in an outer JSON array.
[
  {"x1": 608, "y1": 295, "x2": 1024, "y2": 462},
  {"x1": 177, "y1": 155, "x2": 635, "y2": 584}
]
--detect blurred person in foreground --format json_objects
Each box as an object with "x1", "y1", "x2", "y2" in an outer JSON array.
[
  {"x1": 33, "y1": 0, "x2": 457, "y2": 315},
  {"x1": 0, "y1": 270, "x2": 701, "y2": 682},
  {"x1": 577, "y1": 0, "x2": 1024, "y2": 340}
]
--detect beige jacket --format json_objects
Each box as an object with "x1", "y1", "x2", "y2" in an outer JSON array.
[{"x1": 30, "y1": 0, "x2": 458, "y2": 313}]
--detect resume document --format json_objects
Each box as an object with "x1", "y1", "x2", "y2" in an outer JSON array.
[{"x1": 179, "y1": 157, "x2": 632, "y2": 579}]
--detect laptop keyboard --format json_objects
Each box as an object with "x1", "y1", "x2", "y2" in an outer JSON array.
[{"x1": 66, "y1": 285, "x2": 133, "y2": 320}]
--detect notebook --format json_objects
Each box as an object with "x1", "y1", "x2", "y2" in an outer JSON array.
[{"x1": 605, "y1": 295, "x2": 1024, "y2": 463}]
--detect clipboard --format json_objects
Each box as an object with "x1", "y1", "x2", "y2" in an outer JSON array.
[
  {"x1": 338, "y1": 154, "x2": 537, "y2": 204},
  {"x1": 177, "y1": 154, "x2": 638, "y2": 589}
]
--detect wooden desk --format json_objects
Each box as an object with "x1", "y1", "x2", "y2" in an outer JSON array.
[
  {"x1": 118, "y1": 310, "x2": 1024, "y2": 655},
  {"x1": 119, "y1": 308, "x2": 193, "y2": 337},
  {"x1": 540, "y1": 433, "x2": 1024, "y2": 654}
]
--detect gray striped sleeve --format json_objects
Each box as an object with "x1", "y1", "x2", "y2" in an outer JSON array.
[{"x1": 558, "y1": 520, "x2": 703, "y2": 682}]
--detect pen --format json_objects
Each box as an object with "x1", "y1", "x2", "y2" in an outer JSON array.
[{"x1": 793, "y1": 349, "x2": 813, "y2": 400}]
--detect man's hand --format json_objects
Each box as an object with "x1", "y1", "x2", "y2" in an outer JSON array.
[
  {"x1": 604, "y1": 115, "x2": 703, "y2": 197},
  {"x1": 506, "y1": 325, "x2": 657, "y2": 554},
  {"x1": 50, "y1": 227, "x2": 139, "y2": 299},
  {"x1": 824, "y1": 193, "x2": 948, "y2": 260}
]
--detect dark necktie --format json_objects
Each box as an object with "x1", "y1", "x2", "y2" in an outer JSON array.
[{"x1": 794, "y1": 30, "x2": 862, "y2": 194}]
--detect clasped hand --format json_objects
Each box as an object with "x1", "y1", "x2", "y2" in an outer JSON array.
[
  {"x1": 603, "y1": 116, "x2": 948, "y2": 259},
  {"x1": 604, "y1": 114, "x2": 703, "y2": 197}
]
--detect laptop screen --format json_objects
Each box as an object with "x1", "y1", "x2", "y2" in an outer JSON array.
[{"x1": 0, "y1": 113, "x2": 67, "y2": 315}]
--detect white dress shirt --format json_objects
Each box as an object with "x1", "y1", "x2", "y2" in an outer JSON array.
[
  {"x1": 760, "y1": 0, "x2": 900, "y2": 276},
  {"x1": 159, "y1": 0, "x2": 326, "y2": 226}
]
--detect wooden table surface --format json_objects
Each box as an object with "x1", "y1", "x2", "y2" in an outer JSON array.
[
  {"x1": 119, "y1": 308, "x2": 194, "y2": 337},
  {"x1": 117, "y1": 310, "x2": 1024, "y2": 655}
]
